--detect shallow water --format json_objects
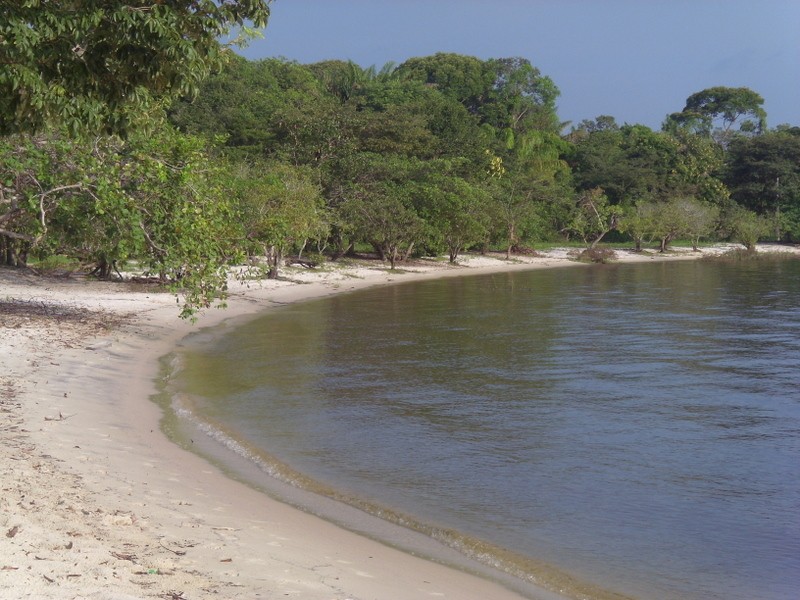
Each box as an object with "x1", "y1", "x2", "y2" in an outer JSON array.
[{"x1": 175, "y1": 258, "x2": 800, "y2": 600}]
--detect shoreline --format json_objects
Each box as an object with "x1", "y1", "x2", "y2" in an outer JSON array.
[{"x1": 2, "y1": 244, "x2": 797, "y2": 599}]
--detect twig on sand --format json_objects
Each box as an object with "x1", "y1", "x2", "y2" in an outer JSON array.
[
  {"x1": 159, "y1": 540, "x2": 187, "y2": 556},
  {"x1": 111, "y1": 551, "x2": 137, "y2": 563},
  {"x1": 44, "y1": 412, "x2": 75, "y2": 422}
]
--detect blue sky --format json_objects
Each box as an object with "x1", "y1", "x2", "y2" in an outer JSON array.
[{"x1": 237, "y1": 0, "x2": 799, "y2": 130}]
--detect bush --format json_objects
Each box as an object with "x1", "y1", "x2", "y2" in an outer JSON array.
[{"x1": 575, "y1": 247, "x2": 617, "y2": 263}]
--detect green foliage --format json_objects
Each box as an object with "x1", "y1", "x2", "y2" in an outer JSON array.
[
  {"x1": 341, "y1": 183, "x2": 425, "y2": 269},
  {"x1": 120, "y1": 127, "x2": 244, "y2": 318},
  {"x1": 0, "y1": 0, "x2": 271, "y2": 137},
  {"x1": 396, "y1": 53, "x2": 496, "y2": 116},
  {"x1": 169, "y1": 57, "x2": 323, "y2": 158},
  {"x1": 618, "y1": 198, "x2": 719, "y2": 252},
  {"x1": 0, "y1": 125, "x2": 243, "y2": 318},
  {"x1": 617, "y1": 203, "x2": 656, "y2": 251},
  {"x1": 413, "y1": 174, "x2": 491, "y2": 263},
  {"x1": 395, "y1": 53, "x2": 561, "y2": 137},
  {"x1": 4, "y1": 37, "x2": 795, "y2": 323},
  {"x1": 232, "y1": 161, "x2": 329, "y2": 278},
  {"x1": 565, "y1": 188, "x2": 618, "y2": 249},
  {"x1": 671, "y1": 198, "x2": 720, "y2": 251},
  {"x1": 724, "y1": 128, "x2": 800, "y2": 241},
  {"x1": 722, "y1": 207, "x2": 771, "y2": 251},
  {"x1": 482, "y1": 57, "x2": 561, "y2": 133},
  {"x1": 647, "y1": 200, "x2": 686, "y2": 252},
  {"x1": 568, "y1": 125, "x2": 681, "y2": 204},
  {"x1": 664, "y1": 86, "x2": 767, "y2": 146}
]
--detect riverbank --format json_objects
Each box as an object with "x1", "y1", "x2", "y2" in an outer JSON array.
[{"x1": 1, "y1": 244, "x2": 797, "y2": 600}]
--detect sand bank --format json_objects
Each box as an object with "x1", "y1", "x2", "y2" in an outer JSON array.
[{"x1": 1, "y1": 245, "x2": 796, "y2": 600}]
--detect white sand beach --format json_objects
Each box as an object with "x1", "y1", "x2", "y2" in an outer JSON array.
[{"x1": 2, "y1": 244, "x2": 797, "y2": 600}]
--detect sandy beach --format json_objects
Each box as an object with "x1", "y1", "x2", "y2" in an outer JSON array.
[{"x1": 2, "y1": 244, "x2": 797, "y2": 600}]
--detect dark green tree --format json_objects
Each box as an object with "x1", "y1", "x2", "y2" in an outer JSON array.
[
  {"x1": 724, "y1": 128, "x2": 800, "y2": 240},
  {"x1": 568, "y1": 125, "x2": 682, "y2": 205},
  {"x1": 342, "y1": 180, "x2": 425, "y2": 269},
  {"x1": 413, "y1": 173, "x2": 490, "y2": 263},
  {"x1": 0, "y1": 0, "x2": 271, "y2": 136},
  {"x1": 482, "y1": 57, "x2": 561, "y2": 135},
  {"x1": 396, "y1": 53, "x2": 495, "y2": 116},
  {"x1": 664, "y1": 86, "x2": 766, "y2": 146}
]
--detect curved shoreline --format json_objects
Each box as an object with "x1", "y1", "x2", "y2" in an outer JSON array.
[{"x1": 2, "y1": 245, "x2": 797, "y2": 599}]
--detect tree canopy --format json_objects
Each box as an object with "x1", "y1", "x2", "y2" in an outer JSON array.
[
  {"x1": 2, "y1": 38, "x2": 798, "y2": 319},
  {"x1": 0, "y1": 0, "x2": 271, "y2": 136},
  {"x1": 664, "y1": 86, "x2": 766, "y2": 145}
]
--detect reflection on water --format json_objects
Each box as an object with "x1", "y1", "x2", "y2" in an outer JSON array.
[{"x1": 177, "y1": 258, "x2": 800, "y2": 600}]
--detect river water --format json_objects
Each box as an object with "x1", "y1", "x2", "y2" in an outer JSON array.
[{"x1": 172, "y1": 257, "x2": 800, "y2": 600}]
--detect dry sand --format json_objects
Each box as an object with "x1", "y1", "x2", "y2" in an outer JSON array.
[{"x1": 2, "y1": 245, "x2": 796, "y2": 600}]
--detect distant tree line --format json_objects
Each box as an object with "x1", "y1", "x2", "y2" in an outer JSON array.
[{"x1": 2, "y1": 6, "x2": 799, "y2": 317}]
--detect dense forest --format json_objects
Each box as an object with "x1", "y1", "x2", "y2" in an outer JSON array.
[{"x1": 2, "y1": 3, "x2": 799, "y2": 317}]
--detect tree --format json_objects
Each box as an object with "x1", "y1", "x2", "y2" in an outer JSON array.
[
  {"x1": 670, "y1": 129, "x2": 729, "y2": 205},
  {"x1": 342, "y1": 183, "x2": 425, "y2": 269},
  {"x1": 724, "y1": 128, "x2": 800, "y2": 241},
  {"x1": 482, "y1": 57, "x2": 561, "y2": 134},
  {"x1": 722, "y1": 206, "x2": 770, "y2": 251},
  {"x1": 271, "y1": 93, "x2": 359, "y2": 168},
  {"x1": 645, "y1": 197, "x2": 717, "y2": 253},
  {"x1": 415, "y1": 174, "x2": 490, "y2": 263},
  {"x1": 566, "y1": 188, "x2": 618, "y2": 249},
  {"x1": 487, "y1": 169, "x2": 545, "y2": 258},
  {"x1": 664, "y1": 86, "x2": 766, "y2": 146},
  {"x1": 649, "y1": 200, "x2": 685, "y2": 253},
  {"x1": 396, "y1": 53, "x2": 495, "y2": 116},
  {"x1": 168, "y1": 56, "x2": 289, "y2": 154},
  {"x1": 108, "y1": 126, "x2": 245, "y2": 318},
  {"x1": 0, "y1": 0, "x2": 271, "y2": 136},
  {"x1": 308, "y1": 59, "x2": 398, "y2": 104},
  {"x1": 673, "y1": 198, "x2": 720, "y2": 251},
  {"x1": 568, "y1": 125, "x2": 683, "y2": 205},
  {"x1": 482, "y1": 123, "x2": 571, "y2": 256},
  {"x1": 234, "y1": 161, "x2": 329, "y2": 279},
  {"x1": 0, "y1": 124, "x2": 244, "y2": 318},
  {"x1": 571, "y1": 115, "x2": 619, "y2": 137},
  {"x1": 0, "y1": 133, "x2": 99, "y2": 267},
  {"x1": 617, "y1": 202, "x2": 656, "y2": 252}
]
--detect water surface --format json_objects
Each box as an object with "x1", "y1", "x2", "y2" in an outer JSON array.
[{"x1": 175, "y1": 258, "x2": 800, "y2": 600}]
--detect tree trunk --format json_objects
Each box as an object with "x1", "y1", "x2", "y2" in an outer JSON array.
[
  {"x1": 2, "y1": 236, "x2": 13, "y2": 266},
  {"x1": 266, "y1": 245, "x2": 280, "y2": 279},
  {"x1": 589, "y1": 229, "x2": 609, "y2": 249},
  {"x1": 449, "y1": 244, "x2": 460, "y2": 263},
  {"x1": 16, "y1": 244, "x2": 28, "y2": 267},
  {"x1": 372, "y1": 242, "x2": 386, "y2": 262},
  {"x1": 401, "y1": 241, "x2": 415, "y2": 262},
  {"x1": 506, "y1": 223, "x2": 516, "y2": 259},
  {"x1": 91, "y1": 258, "x2": 113, "y2": 279}
]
